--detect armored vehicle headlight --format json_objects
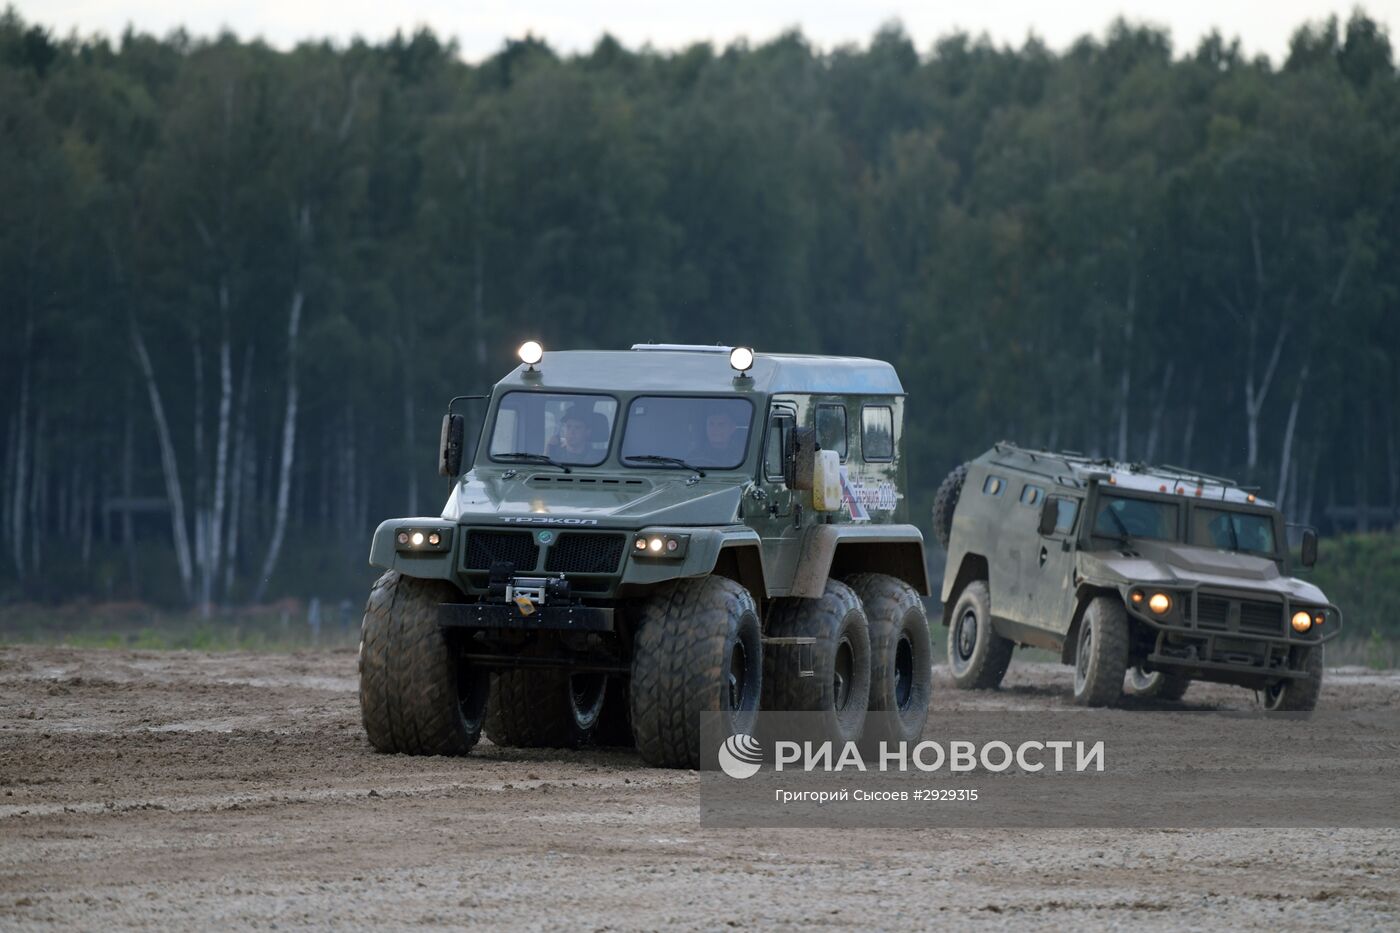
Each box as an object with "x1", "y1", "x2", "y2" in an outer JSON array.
[
  {"x1": 518, "y1": 340, "x2": 544, "y2": 366},
  {"x1": 410, "y1": 532, "x2": 425, "y2": 546},
  {"x1": 729, "y1": 346, "x2": 754, "y2": 372},
  {"x1": 1291, "y1": 610, "x2": 1313, "y2": 633},
  {"x1": 1147, "y1": 592, "x2": 1172, "y2": 615}
]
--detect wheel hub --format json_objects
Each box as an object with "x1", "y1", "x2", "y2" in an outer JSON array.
[
  {"x1": 728, "y1": 642, "x2": 747, "y2": 711},
  {"x1": 956, "y1": 609, "x2": 977, "y2": 661},
  {"x1": 833, "y1": 636, "x2": 854, "y2": 710},
  {"x1": 894, "y1": 634, "x2": 914, "y2": 709}
]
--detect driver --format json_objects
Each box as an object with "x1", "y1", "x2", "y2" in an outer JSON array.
[{"x1": 547, "y1": 410, "x2": 593, "y2": 462}]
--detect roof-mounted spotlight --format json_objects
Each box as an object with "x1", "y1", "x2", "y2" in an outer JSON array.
[
  {"x1": 729, "y1": 346, "x2": 754, "y2": 374},
  {"x1": 518, "y1": 340, "x2": 543, "y2": 372}
]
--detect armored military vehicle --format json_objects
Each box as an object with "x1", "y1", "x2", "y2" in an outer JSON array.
[
  {"x1": 359, "y1": 343, "x2": 933, "y2": 768},
  {"x1": 932, "y1": 444, "x2": 1339, "y2": 710}
]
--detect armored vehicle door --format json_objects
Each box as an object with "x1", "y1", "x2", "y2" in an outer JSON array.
[
  {"x1": 1022, "y1": 489, "x2": 1082, "y2": 635},
  {"x1": 754, "y1": 401, "x2": 801, "y2": 592}
]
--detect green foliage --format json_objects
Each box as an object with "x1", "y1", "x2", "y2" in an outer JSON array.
[
  {"x1": 0, "y1": 9, "x2": 1397, "y2": 610},
  {"x1": 1313, "y1": 532, "x2": 1400, "y2": 643}
]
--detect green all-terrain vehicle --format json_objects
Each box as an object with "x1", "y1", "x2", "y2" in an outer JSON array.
[
  {"x1": 932, "y1": 444, "x2": 1340, "y2": 710},
  {"x1": 359, "y1": 343, "x2": 933, "y2": 767}
]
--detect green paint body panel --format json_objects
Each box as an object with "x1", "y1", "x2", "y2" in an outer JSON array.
[{"x1": 368, "y1": 348, "x2": 929, "y2": 611}]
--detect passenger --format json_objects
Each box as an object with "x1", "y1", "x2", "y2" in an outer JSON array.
[{"x1": 693, "y1": 408, "x2": 747, "y2": 466}]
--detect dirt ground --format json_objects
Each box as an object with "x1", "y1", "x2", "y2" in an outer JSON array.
[{"x1": 2, "y1": 645, "x2": 1398, "y2": 931}]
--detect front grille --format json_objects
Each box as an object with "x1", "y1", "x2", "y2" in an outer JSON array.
[
  {"x1": 1239, "y1": 600, "x2": 1283, "y2": 635},
  {"x1": 1196, "y1": 596, "x2": 1230, "y2": 630},
  {"x1": 1191, "y1": 594, "x2": 1283, "y2": 636},
  {"x1": 463, "y1": 531, "x2": 539, "y2": 572},
  {"x1": 546, "y1": 533, "x2": 625, "y2": 574}
]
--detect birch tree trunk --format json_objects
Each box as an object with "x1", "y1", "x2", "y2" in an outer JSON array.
[
  {"x1": 121, "y1": 385, "x2": 138, "y2": 594},
  {"x1": 224, "y1": 347, "x2": 253, "y2": 598},
  {"x1": 203, "y1": 293, "x2": 233, "y2": 613},
  {"x1": 253, "y1": 286, "x2": 304, "y2": 603},
  {"x1": 130, "y1": 319, "x2": 195, "y2": 603},
  {"x1": 10, "y1": 313, "x2": 33, "y2": 577},
  {"x1": 2, "y1": 411, "x2": 15, "y2": 568},
  {"x1": 1115, "y1": 242, "x2": 1137, "y2": 463},
  {"x1": 1275, "y1": 363, "x2": 1310, "y2": 505},
  {"x1": 1144, "y1": 361, "x2": 1175, "y2": 464}
]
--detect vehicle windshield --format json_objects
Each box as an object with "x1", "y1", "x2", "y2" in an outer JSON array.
[
  {"x1": 488, "y1": 392, "x2": 617, "y2": 467},
  {"x1": 621, "y1": 396, "x2": 754, "y2": 470},
  {"x1": 1190, "y1": 507, "x2": 1277, "y2": 556},
  {"x1": 1092, "y1": 494, "x2": 1179, "y2": 542}
]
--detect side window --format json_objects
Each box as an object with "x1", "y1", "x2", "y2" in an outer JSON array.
[
  {"x1": 764, "y1": 413, "x2": 792, "y2": 481},
  {"x1": 860, "y1": 406, "x2": 894, "y2": 462},
  {"x1": 982, "y1": 475, "x2": 1006, "y2": 496},
  {"x1": 1020, "y1": 484, "x2": 1044, "y2": 507},
  {"x1": 1049, "y1": 497, "x2": 1080, "y2": 535},
  {"x1": 815, "y1": 404, "x2": 848, "y2": 460}
]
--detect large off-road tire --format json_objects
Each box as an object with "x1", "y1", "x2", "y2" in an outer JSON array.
[
  {"x1": 359, "y1": 571, "x2": 489, "y2": 755},
  {"x1": 1125, "y1": 665, "x2": 1191, "y2": 701},
  {"x1": 845, "y1": 573, "x2": 932, "y2": 746},
  {"x1": 931, "y1": 463, "x2": 968, "y2": 549},
  {"x1": 763, "y1": 579, "x2": 872, "y2": 746},
  {"x1": 946, "y1": 580, "x2": 1014, "y2": 690},
  {"x1": 485, "y1": 669, "x2": 610, "y2": 749},
  {"x1": 630, "y1": 575, "x2": 763, "y2": 769},
  {"x1": 1072, "y1": 597, "x2": 1130, "y2": 707},
  {"x1": 1262, "y1": 646, "x2": 1323, "y2": 712}
]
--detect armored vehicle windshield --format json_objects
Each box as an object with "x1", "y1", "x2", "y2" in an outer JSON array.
[
  {"x1": 1091, "y1": 494, "x2": 1179, "y2": 542},
  {"x1": 1189, "y1": 506, "x2": 1277, "y2": 556}
]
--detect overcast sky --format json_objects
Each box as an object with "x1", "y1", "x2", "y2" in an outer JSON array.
[{"x1": 22, "y1": 1, "x2": 1400, "y2": 64}]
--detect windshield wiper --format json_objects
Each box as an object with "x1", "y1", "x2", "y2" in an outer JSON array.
[
  {"x1": 497, "y1": 452, "x2": 572, "y2": 474},
  {"x1": 625, "y1": 454, "x2": 706, "y2": 477},
  {"x1": 1104, "y1": 507, "x2": 1133, "y2": 545}
]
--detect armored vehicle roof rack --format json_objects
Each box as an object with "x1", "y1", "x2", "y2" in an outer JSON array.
[{"x1": 987, "y1": 442, "x2": 1268, "y2": 506}]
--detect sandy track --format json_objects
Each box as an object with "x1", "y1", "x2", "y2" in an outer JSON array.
[{"x1": 2, "y1": 645, "x2": 1398, "y2": 930}]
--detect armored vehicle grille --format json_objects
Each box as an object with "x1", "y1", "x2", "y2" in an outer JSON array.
[
  {"x1": 546, "y1": 533, "x2": 626, "y2": 574},
  {"x1": 1192, "y1": 595, "x2": 1283, "y2": 635},
  {"x1": 463, "y1": 531, "x2": 539, "y2": 572},
  {"x1": 1196, "y1": 596, "x2": 1230, "y2": 630},
  {"x1": 1239, "y1": 600, "x2": 1283, "y2": 635}
]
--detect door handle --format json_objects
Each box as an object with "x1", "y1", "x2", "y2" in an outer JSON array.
[{"x1": 1039, "y1": 546, "x2": 1048, "y2": 567}]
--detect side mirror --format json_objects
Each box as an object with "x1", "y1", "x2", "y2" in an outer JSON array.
[
  {"x1": 785, "y1": 426, "x2": 818, "y2": 491},
  {"x1": 1038, "y1": 497, "x2": 1058, "y2": 536},
  {"x1": 1300, "y1": 528, "x2": 1318, "y2": 568},
  {"x1": 439, "y1": 413, "x2": 465, "y2": 477}
]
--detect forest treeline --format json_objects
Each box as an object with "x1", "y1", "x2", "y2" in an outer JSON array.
[{"x1": 0, "y1": 8, "x2": 1397, "y2": 607}]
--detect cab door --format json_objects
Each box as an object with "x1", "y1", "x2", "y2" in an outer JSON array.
[
  {"x1": 1024, "y1": 492, "x2": 1082, "y2": 636},
  {"x1": 754, "y1": 402, "x2": 801, "y2": 593}
]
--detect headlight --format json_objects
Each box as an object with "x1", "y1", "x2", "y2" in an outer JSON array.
[
  {"x1": 632, "y1": 533, "x2": 689, "y2": 559},
  {"x1": 1291, "y1": 610, "x2": 1313, "y2": 633},
  {"x1": 395, "y1": 527, "x2": 451, "y2": 553},
  {"x1": 518, "y1": 340, "x2": 543, "y2": 366},
  {"x1": 729, "y1": 346, "x2": 754, "y2": 372},
  {"x1": 1147, "y1": 592, "x2": 1172, "y2": 615}
]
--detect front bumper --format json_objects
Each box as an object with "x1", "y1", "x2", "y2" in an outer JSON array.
[
  {"x1": 438, "y1": 602, "x2": 614, "y2": 633},
  {"x1": 1121, "y1": 583, "x2": 1340, "y2": 685}
]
